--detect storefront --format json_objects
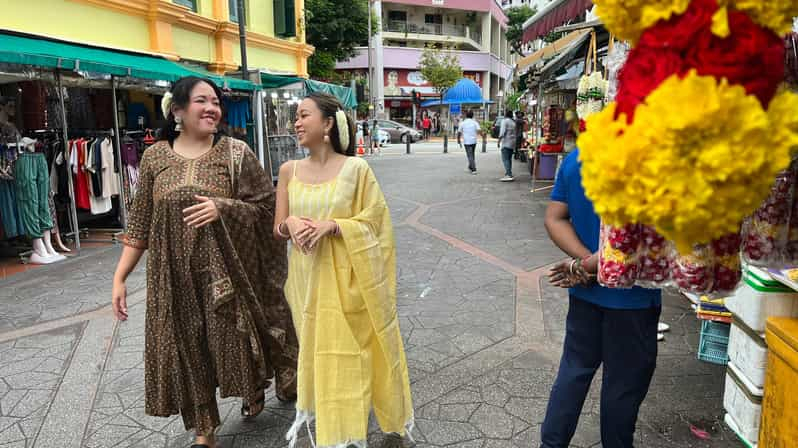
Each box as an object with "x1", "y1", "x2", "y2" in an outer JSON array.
[
  {"x1": 0, "y1": 30, "x2": 256, "y2": 265},
  {"x1": 258, "y1": 72, "x2": 357, "y2": 183}
]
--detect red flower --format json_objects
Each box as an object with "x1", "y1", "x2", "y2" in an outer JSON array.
[
  {"x1": 684, "y1": 9, "x2": 785, "y2": 107},
  {"x1": 614, "y1": 0, "x2": 786, "y2": 121},
  {"x1": 637, "y1": 0, "x2": 717, "y2": 51},
  {"x1": 615, "y1": 48, "x2": 684, "y2": 121}
]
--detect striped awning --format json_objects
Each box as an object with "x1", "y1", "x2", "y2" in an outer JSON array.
[
  {"x1": 522, "y1": 0, "x2": 593, "y2": 43},
  {"x1": 517, "y1": 28, "x2": 591, "y2": 75}
]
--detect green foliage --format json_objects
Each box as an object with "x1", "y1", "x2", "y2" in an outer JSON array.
[
  {"x1": 305, "y1": 0, "x2": 371, "y2": 79},
  {"x1": 480, "y1": 120, "x2": 493, "y2": 135},
  {"x1": 418, "y1": 46, "x2": 463, "y2": 95},
  {"x1": 505, "y1": 91, "x2": 523, "y2": 112},
  {"x1": 506, "y1": 5, "x2": 536, "y2": 57},
  {"x1": 543, "y1": 31, "x2": 566, "y2": 43}
]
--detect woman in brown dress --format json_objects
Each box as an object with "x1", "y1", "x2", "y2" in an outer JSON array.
[{"x1": 111, "y1": 77, "x2": 297, "y2": 448}]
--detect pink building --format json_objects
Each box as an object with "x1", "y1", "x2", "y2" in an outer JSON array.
[{"x1": 336, "y1": 0, "x2": 514, "y2": 124}]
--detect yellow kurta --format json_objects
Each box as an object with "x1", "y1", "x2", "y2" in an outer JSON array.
[{"x1": 284, "y1": 157, "x2": 414, "y2": 448}]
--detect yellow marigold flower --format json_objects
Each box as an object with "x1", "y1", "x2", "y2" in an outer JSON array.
[
  {"x1": 578, "y1": 71, "x2": 793, "y2": 253},
  {"x1": 592, "y1": 0, "x2": 691, "y2": 43},
  {"x1": 766, "y1": 89, "x2": 798, "y2": 157},
  {"x1": 722, "y1": 0, "x2": 798, "y2": 36}
]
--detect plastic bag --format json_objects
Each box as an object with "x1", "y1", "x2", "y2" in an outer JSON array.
[{"x1": 742, "y1": 159, "x2": 797, "y2": 266}]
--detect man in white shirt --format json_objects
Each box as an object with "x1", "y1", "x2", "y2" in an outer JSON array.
[{"x1": 457, "y1": 110, "x2": 481, "y2": 174}]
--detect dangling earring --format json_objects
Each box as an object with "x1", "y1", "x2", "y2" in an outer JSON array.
[
  {"x1": 323, "y1": 131, "x2": 330, "y2": 144},
  {"x1": 174, "y1": 116, "x2": 183, "y2": 133}
]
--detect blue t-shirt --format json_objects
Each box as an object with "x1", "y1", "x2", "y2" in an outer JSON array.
[{"x1": 551, "y1": 150, "x2": 661, "y2": 309}]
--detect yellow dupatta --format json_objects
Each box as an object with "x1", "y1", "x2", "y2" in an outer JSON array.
[{"x1": 286, "y1": 158, "x2": 414, "y2": 448}]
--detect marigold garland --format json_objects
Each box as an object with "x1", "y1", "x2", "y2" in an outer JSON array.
[
  {"x1": 578, "y1": 72, "x2": 796, "y2": 253},
  {"x1": 720, "y1": 0, "x2": 798, "y2": 36},
  {"x1": 595, "y1": 0, "x2": 798, "y2": 44},
  {"x1": 592, "y1": 0, "x2": 691, "y2": 43}
]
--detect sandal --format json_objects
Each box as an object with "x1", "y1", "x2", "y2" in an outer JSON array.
[
  {"x1": 241, "y1": 391, "x2": 265, "y2": 418},
  {"x1": 276, "y1": 391, "x2": 297, "y2": 404}
]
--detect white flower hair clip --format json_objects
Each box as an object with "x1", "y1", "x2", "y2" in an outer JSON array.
[
  {"x1": 335, "y1": 110, "x2": 349, "y2": 150},
  {"x1": 161, "y1": 92, "x2": 173, "y2": 118}
]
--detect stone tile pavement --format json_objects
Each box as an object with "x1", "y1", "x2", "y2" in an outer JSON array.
[{"x1": 0, "y1": 149, "x2": 742, "y2": 447}]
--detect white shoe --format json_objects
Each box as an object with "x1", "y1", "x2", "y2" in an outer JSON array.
[
  {"x1": 29, "y1": 253, "x2": 60, "y2": 265},
  {"x1": 658, "y1": 322, "x2": 671, "y2": 333},
  {"x1": 657, "y1": 333, "x2": 665, "y2": 342},
  {"x1": 500, "y1": 176, "x2": 514, "y2": 182},
  {"x1": 472, "y1": 170, "x2": 478, "y2": 175}
]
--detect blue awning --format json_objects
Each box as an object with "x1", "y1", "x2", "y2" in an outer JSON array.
[{"x1": 420, "y1": 78, "x2": 492, "y2": 107}]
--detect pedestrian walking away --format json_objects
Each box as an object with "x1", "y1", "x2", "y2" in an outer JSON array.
[
  {"x1": 422, "y1": 115, "x2": 431, "y2": 140},
  {"x1": 275, "y1": 92, "x2": 415, "y2": 448},
  {"x1": 458, "y1": 110, "x2": 480, "y2": 174},
  {"x1": 541, "y1": 149, "x2": 661, "y2": 448},
  {"x1": 498, "y1": 110, "x2": 517, "y2": 181},
  {"x1": 111, "y1": 76, "x2": 298, "y2": 448}
]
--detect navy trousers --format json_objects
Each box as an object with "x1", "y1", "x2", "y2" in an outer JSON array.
[{"x1": 540, "y1": 296, "x2": 661, "y2": 448}]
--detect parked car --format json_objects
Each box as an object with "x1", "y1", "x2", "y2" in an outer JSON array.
[
  {"x1": 356, "y1": 124, "x2": 390, "y2": 147},
  {"x1": 377, "y1": 120, "x2": 422, "y2": 143}
]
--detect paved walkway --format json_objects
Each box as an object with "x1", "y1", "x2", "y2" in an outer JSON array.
[{"x1": 0, "y1": 148, "x2": 741, "y2": 447}]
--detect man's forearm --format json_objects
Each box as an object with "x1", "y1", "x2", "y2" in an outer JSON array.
[{"x1": 545, "y1": 218, "x2": 593, "y2": 259}]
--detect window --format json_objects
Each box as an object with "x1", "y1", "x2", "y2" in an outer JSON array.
[
  {"x1": 388, "y1": 11, "x2": 407, "y2": 22},
  {"x1": 173, "y1": 0, "x2": 197, "y2": 12},
  {"x1": 274, "y1": 0, "x2": 296, "y2": 37},
  {"x1": 229, "y1": 0, "x2": 247, "y2": 24},
  {"x1": 425, "y1": 14, "x2": 443, "y2": 25}
]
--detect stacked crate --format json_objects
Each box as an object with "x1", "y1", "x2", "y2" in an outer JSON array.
[{"x1": 722, "y1": 266, "x2": 798, "y2": 446}]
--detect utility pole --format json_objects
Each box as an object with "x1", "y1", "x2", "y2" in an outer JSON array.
[
  {"x1": 236, "y1": 0, "x2": 248, "y2": 80},
  {"x1": 367, "y1": 0, "x2": 374, "y2": 121}
]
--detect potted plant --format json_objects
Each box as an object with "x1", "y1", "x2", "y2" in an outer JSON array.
[{"x1": 480, "y1": 120, "x2": 492, "y2": 153}]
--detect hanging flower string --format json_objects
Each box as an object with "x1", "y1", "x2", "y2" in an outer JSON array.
[{"x1": 578, "y1": 0, "x2": 798, "y2": 254}]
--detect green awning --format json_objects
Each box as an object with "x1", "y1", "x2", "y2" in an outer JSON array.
[
  {"x1": 260, "y1": 72, "x2": 304, "y2": 89},
  {"x1": 304, "y1": 79, "x2": 358, "y2": 109},
  {"x1": 0, "y1": 30, "x2": 257, "y2": 91}
]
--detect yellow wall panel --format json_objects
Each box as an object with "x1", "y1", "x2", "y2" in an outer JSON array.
[
  {"x1": 1, "y1": 0, "x2": 150, "y2": 52},
  {"x1": 248, "y1": 0, "x2": 276, "y2": 37},
  {"x1": 237, "y1": 44, "x2": 297, "y2": 73},
  {"x1": 173, "y1": 27, "x2": 215, "y2": 62}
]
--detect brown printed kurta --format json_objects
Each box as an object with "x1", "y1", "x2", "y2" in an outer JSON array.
[{"x1": 122, "y1": 136, "x2": 297, "y2": 433}]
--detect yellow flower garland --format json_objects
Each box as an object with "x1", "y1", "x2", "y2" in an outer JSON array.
[
  {"x1": 578, "y1": 72, "x2": 796, "y2": 253},
  {"x1": 592, "y1": 0, "x2": 692, "y2": 43},
  {"x1": 722, "y1": 0, "x2": 798, "y2": 36}
]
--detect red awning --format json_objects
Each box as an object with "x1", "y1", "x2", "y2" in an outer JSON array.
[{"x1": 522, "y1": 0, "x2": 593, "y2": 43}]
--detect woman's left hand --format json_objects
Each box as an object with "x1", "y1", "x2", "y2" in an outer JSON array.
[
  {"x1": 183, "y1": 195, "x2": 220, "y2": 228},
  {"x1": 298, "y1": 218, "x2": 337, "y2": 252}
]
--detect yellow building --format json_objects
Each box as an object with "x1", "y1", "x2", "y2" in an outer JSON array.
[{"x1": 0, "y1": 0, "x2": 314, "y2": 77}]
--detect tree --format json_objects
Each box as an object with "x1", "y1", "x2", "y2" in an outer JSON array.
[
  {"x1": 305, "y1": 0, "x2": 371, "y2": 79},
  {"x1": 419, "y1": 46, "x2": 463, "y2": 138},
  {"x1": 506, "y1": 5, "x2": 537, "y2": 57},
  {"x1": 418, "y1": 46, "x2": 463, "y2": 97}
]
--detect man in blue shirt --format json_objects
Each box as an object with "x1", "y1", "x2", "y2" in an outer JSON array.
[{"x1": 541, "y1": 149, "x2": 661, "y2": 448}]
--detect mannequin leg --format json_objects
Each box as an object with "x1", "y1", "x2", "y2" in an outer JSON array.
[
  {"x1": 42, "y1": 230, "x2": 66, "y2": 261},
  {"x1": 32, "y1": 238, "x2": 48, "y2": 257},
  {"x1": 29, "y1": 238, "x2": 59, "y2": 264}
]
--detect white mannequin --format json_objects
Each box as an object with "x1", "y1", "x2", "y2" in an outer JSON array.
[{"x1": 10, "y1": 134, "x2": 66, "y2": 265}]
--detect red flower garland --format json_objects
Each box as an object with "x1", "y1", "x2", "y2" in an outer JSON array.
[{"x1": 614, "y1": 0, "x2": 785, "y2": 122}]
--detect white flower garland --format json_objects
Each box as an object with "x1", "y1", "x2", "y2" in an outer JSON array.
[
  {"x1": 161, "y1": 92, "x2": 173, "y2": 118},
  {"x1": 335, "y1": 110, "x2": 349, "y2": 150}
]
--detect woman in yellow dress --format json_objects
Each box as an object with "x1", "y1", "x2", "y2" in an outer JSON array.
[{"x1": 273, "y1": 92, "x2": 414, "y2": 447}]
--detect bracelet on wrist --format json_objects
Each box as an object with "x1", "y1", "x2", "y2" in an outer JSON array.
[{"x1": 276, "y1": 221, "x2": 289, "y2": 238}]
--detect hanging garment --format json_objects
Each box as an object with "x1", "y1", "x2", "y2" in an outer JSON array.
[
  {"x1": 87, "y1": 139, "x2": 111, "y2": 215},
  {"x1": 100, "y1": 138, "x2": 120, "y2": 198},
  {"x1": 14, "y1": 152, "x2": 53, "y2": 239},
  {"x1": 71, "y1": 139, "x2": 91, "y2": 210},
  {"x1": 121, "y1": 137, "x2": 297, "y2": 434},
  {"x1": 284, "y1": 158, "x2": 414, "y2": 448},
  {"x1": 0, "y1": 179, "x2": 23, "y2": 238}
]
